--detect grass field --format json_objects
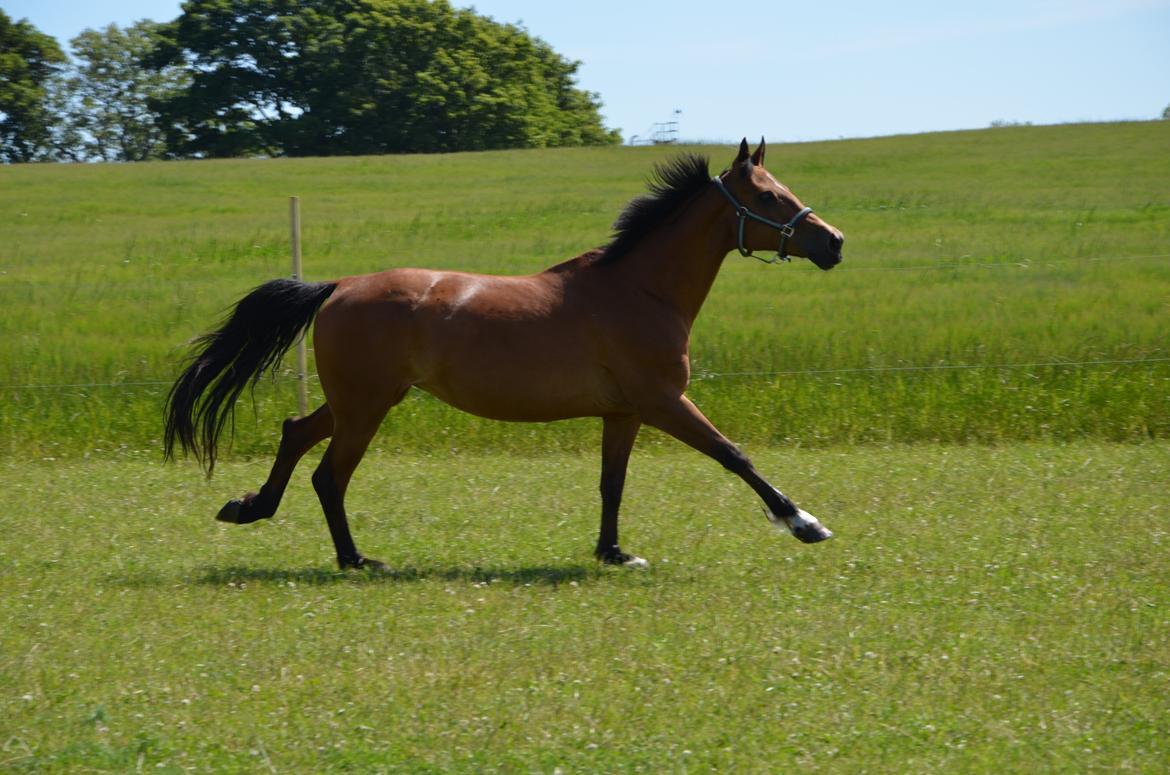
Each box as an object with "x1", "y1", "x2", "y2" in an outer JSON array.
[
  {"x1": 1, "y1": 121, "x2": 1168, "y2": 457},
  {"x1": 1, "y1": 121, "x2": 1168, "y2": 771},
  {"x1": 2, "y1": 444, "x2": 1167, "y2": 772}
]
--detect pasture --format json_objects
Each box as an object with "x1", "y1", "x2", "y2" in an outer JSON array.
[
  {"x1": 1, "y1": 121, "x2": 1167, "y2": 456},
  {"x1": 1, "y1": 121, "x2": 1168, "y2": 771},
  {"x1": 2, "y1": 445, "x2": 1167, "y2": 772}
]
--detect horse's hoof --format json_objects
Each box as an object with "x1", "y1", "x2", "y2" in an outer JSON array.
[
  {"x1": 339, "y1": 555, "x2": 389, "y2": 572},
  {"x1": 767, "y1": 507, "x2": 833, "y2": 543},
  {"x1": 216, "y1": 499, "x2": 245, "y2": 524},
  {"x1": 597, "y1": 547, "x2": 650, "y2": 569},
  {"x1": 216, "y1": 493, "x2": 271, "y2": 524},
  {"x1": 792, "y1": 521, "x2": 833, "y2": 543}
]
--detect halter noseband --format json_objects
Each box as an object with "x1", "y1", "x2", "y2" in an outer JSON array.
[{"x1": 711, "y1": 175, "x2": 813, "y2": 263}]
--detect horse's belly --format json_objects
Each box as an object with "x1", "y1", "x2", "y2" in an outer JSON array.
[{"x1": 415, "y1": 366, "x2": 620, "y2": 422}]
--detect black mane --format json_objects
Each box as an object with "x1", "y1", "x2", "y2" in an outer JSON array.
[{"x1": 599, "y1": 153, "x2": 712, "y2": 263}]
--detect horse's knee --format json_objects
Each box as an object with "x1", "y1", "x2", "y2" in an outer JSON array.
[{"x1": 311, "y1": 464, "x2": 336, "y2": 501}]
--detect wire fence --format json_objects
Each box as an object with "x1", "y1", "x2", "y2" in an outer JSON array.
[
  {"x1": 2, "y1": 250, "x2": 1166, "y2": 393},
  {"x1": 3, "y1": 250, "x2": 1167, "y2": 291},
  {"x1": 4, "y1": 356, "x2": 1168, "y2": 394},
  {"x1": 841, "y1": 252, "x2": 1170, "y2": 272},
  {"x1": 693, "y1": 356, "x2": 1170, "y2": 381}
]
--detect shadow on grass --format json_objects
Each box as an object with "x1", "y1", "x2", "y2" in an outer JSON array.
[{"x1": 193, "y1": 562, "x2": 601, "y2": 587}]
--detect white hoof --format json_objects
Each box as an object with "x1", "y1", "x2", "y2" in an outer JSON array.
[
  {"x1": 766, "y1": 508, "x2": 833, "y2": 543},
  {"x1": 623, "y1": 555, "x2": 650, "y2": 569}
]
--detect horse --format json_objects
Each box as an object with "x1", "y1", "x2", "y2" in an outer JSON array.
[{"x1": 164, "y1": 138, "x2": 845, "y2": 570}]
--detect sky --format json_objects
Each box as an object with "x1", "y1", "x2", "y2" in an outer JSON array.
[{"x1": 6, "y1": 0, "x2": 1169, "y2": 144}]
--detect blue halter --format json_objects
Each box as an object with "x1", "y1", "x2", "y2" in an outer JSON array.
[{"x1": 711, "y1": 175, "x2": 813, "y2": 263}]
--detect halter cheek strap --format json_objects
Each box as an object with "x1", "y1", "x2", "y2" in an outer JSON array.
[{"x1": 711, "y1": 175, "x2": 813, "y2": 263}]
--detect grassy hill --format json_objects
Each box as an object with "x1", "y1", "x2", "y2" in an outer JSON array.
[
  {"x1": 2, "y1": 121, "x2": 1168, "y2": 773},
  {"x1": 1, "y1": 120, "x2": 1167, "y2": 458}
]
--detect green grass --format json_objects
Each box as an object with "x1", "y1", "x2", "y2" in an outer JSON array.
[
  {"x1": 1, "y1": 120, "x2": 1168, "y2": 458},
  {"x1": 1, "y1": 443, "x2": 1167, "y2": 772},
  {"x1": 2, "y1": 122, "x2": 1167, "y2": 771}
]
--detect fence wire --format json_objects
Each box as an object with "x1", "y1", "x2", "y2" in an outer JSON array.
[
  {"x1": 693, "y1": 356, "x2": 1170, "y2": 381},
  {"x1": 4, "y1": 356, "x2": 1169, "y2": 393},
  {"x1": 2, "y1": 251, "x2": 1166, "y2": 392},
  {"x1": 842, "y1": 252, "x2": 1170, "y2": 272}
]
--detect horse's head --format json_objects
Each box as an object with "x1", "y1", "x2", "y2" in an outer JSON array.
[{"x1": 715, "y1": 138, "x2": 843, "y2": 270}]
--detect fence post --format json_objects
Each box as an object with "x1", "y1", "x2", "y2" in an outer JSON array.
[{"x1": 290, "y1": 196, "x2": 308, "y2": 417}]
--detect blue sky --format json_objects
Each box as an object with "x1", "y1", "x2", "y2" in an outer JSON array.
[{"x1": 7, "y1": 0, "x2": 1169, "y2": 143}]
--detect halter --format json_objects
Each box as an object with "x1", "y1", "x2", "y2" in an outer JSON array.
[{"x1": 711, "y1": 174, "x2": 813, "y2": 263}]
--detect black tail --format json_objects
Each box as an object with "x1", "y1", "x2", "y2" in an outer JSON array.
[{"x1": 164, "y1": 278, "x2": 337, "y2": 474}]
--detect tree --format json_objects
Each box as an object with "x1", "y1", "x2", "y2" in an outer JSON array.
[
  {"x1": 55, "y1": 21, "x2": 190, "y2": 161},
  {"x1": 150, "y1": 0, "x2": 620, "y2": 157},
  {"x1": 0, "y1": 11, "x2": 66, "y2": 163}
]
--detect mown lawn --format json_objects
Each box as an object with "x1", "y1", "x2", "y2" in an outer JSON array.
[{"x1": 2, "y1": 442, "x2": 1166, "y2": 772}]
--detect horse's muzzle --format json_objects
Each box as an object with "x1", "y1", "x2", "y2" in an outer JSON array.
[
  {"x1": 811, "y1": 251, "x2": 843, "y2": 271},
  {"x1": 811, "y1": 232, "x2": 844, "y2": 270}
]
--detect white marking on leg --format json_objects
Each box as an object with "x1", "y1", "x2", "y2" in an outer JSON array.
[
  {"x1": 623, "y1": 555, "x2": 650, "y2": 569},
  {"x1": 765, "y1": 506, "x2": 792, "y2": 533},
  {"x1": 766, "y1": 507, "x2": 825, "y2": 535},
  {"x1": 792, "y1": 508, "x2": 820, "y2": 530}
]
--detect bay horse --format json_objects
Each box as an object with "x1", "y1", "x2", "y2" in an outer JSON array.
[{"x1": 164, "y1": 138, "x2": 845, "y2": 569}]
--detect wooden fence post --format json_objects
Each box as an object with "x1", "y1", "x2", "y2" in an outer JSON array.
[{"x1": 290, "y1": 196, "x2": 308, "y2": 417}]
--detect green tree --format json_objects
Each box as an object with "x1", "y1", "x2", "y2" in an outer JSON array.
[
  {"x1": 55, "y1": 21, "x2": 190, "y2": 161},
  {"x1": 0, "y1": 11, "x2": 66, "y2": 163},
  {"x1": 151, "y1": 0, "x2": 620, "y2": 157}
]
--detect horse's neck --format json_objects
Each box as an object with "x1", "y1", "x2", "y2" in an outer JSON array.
[{"x1": 620, "y1": 189, "x2": 734, "y2": 327}]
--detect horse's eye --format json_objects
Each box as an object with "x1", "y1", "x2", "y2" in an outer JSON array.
[{"x1": 759, "y1": 190, "x2": 778, "y2": 204}]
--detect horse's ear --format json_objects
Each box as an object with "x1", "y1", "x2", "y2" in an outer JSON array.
[
  {"x1": 734, "y1": 137, "x2": 751, "y2": 166},
  {"x1": 751, "y1": 137, "x2": 766, "y2": 167}
]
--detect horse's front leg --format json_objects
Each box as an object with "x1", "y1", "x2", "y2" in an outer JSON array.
[
  {"x1": 595, "y1": 414, "x2": 648, "y2": 567},
  {"x1": 641, "y1": 395, "x2": 832, "y2": 543}
]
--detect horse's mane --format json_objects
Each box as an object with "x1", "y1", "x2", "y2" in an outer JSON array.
[{"x1": 599, "y1": 153, "x2": 712, "y2": 263}]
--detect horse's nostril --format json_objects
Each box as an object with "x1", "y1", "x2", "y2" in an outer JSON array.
[{"x1": 829, "y1": 233, "x2": 844, "y2": 252}]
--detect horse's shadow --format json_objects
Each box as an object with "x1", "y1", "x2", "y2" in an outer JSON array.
[{"x1": 193, "y1": 562, "x2": 598, "y2": 587}]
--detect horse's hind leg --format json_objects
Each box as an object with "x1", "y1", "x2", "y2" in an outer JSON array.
[
  {"x1": 216, "y1": 404, "x2": 334, "y2": 524},
  {"x1": 311, "y1": 410, "x2": 391, "y2": 570},
  {"x1": 594, "y1": 414, "x2": 648, "y2": 568}
]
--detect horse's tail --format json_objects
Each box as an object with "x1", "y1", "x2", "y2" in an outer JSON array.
[{"x1": 164, "y1": 278, "x2": 337, "y2": 474}]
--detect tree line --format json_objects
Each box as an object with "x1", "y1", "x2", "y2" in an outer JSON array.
[{"x1": 0, "y1": 0, "x2": 621, "y2": 163}]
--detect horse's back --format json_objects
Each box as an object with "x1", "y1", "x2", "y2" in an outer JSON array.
[{"x1": 313, "y1": 265, "x2": 625, "y2": 421}]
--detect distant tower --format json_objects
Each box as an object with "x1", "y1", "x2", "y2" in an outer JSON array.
[{"x1": 648, "y1": 109, "x2": 682, "y2": 145}]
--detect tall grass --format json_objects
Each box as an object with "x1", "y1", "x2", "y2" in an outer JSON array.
[{"x1": 1, "y1": 121, "x2": 1167, "y2": 457}]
